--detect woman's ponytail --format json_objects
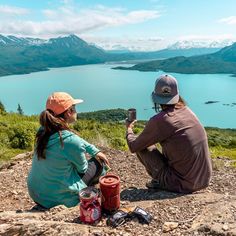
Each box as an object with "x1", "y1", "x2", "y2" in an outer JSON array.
[{"x1": 36, "y1": 110, "x2": 69, "y2": 159}]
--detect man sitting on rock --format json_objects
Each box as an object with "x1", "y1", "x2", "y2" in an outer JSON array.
[{"x1": 125, "y1": 74, "x2": 212, "y2": 193}]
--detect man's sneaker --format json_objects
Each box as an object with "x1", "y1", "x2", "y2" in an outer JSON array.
[{"x1": 146, "y1": 179, "x2": 161, "y2": 189}]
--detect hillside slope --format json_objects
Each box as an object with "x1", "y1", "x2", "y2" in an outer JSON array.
[
  {"x1": 114, "y1": 43, "x2": 236, "y2": 75},
  {"x1": 0, "y1": 148, "x2": 235, "y2": 236},
  {"x1": 0, "y1": 35, "x2": 107, "y2": 77}
]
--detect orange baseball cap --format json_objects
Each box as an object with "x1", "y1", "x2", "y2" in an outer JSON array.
[{"x1": 46, "y1": 92, "x2": 83, "y2": 115}]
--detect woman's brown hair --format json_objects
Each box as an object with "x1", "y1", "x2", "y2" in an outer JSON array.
[
  {"x1": 36, "y1": 109, "x2": 70, "y2": 159},
  {"x1": 154, "y1": 96, "x2": 186, "y2": 112}
]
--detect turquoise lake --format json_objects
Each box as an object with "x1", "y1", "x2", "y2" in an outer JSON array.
[{"x1": 0, "y1": 63, "x2": 236, "y2": 128}]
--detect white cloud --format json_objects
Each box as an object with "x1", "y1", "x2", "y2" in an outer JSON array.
[
  {"x1": 82, "y1": 35, "x2": 165, "y2": 51},
  {"x1": 0, "y1": 5, "x2": 29, "y2": 15},
  {"x1": 0, "y1": 4, "x2": 161, "y2": 38},
  {"x1": 177, "y1": 34, "x2": 236, "y2": 42},
  {"x1": 42, "y1": 9, "x2": 58, "y2": 19},
  {"x1": 219, "y1": 16, "x2": 236, "y2": 25},
  {"x1": 125, "y1": 10, "x2": 160, "y2": 23}
]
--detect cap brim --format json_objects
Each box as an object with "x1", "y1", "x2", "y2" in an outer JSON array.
[
  {"x1": 73, "y1": 99, "x2": 84, "y2": 104},
  {"x1": 152, "y1": 93, "x2": 179, "y2": 105}
]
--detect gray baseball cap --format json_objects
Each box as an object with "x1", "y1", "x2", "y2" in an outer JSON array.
[{"x1": 152, "y1": 74, "x2": 179, "y2": 105}]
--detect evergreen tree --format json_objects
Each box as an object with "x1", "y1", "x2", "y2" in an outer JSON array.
[
  {"x1": 17, "y1": 104, "x2": 24, "y2": 115},
  {"x1": 0, "y1": 101, "x2": 6, "y2": 113}
]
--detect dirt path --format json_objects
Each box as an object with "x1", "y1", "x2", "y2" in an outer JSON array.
[{"x1": 0, "y1": 149, "x2": 235, "y2": 235}]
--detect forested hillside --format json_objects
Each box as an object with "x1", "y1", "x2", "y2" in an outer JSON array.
[{"x1": 114, "y1": 43, "x2": 236, "y2": 76}]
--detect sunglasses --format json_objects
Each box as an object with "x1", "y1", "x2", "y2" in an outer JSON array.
[{"x1": 69, "y1": 105, "x2": 77, "y2": 113}]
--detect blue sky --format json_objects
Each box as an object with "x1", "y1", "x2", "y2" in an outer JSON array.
[{"x1": 1, "y1": 0, "x2": 236, "y2": 50}]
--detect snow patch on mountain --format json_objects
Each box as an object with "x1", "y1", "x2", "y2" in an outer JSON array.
[
  {"x1": 0, "y1": 35, "x2": 46, "y2": 46},
  {"x1": 168, "y1": 40, "x2": 234, "y2": 49},
  {"x1": 0, "y1": 34, "x2": 235, "y2": 52}
]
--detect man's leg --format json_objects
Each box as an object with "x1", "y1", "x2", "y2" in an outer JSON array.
[{"x1": 136, "y1": 145, "x2": 167, "y2": 187}]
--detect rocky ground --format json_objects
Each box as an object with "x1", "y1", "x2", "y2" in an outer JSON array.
[{"x1": 0, "y1": 148, "x2": 235, "y2": 236}]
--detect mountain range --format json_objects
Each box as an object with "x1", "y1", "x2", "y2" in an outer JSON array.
[
  {"x1": 167, "y1": 40, "x2": 233, "y2": 50},
  {"x1": 0, "y1": 35, "x2": 108, "y2": 77},
  {"x1": 0, "y1": 34, "x2": 226, "y2": 77},
  {"x1": 114, "y1": 42, "x2": 236, "y2": 76}
]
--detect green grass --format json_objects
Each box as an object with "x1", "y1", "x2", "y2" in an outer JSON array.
[
  {"x1": 0, "y1": 148, "x2": 25, "y2": 166},
  {"x1": 210, "y1": 147, "x2": 236, "y2": 160},
  {"x1": 0, "y1": 112, "x2": 38, "y2": 164},
  {"x1": 206, "y1": 127, "x2": 236, "y2": 164},
  {"x1": 0, "y1": 110, "x2": 236, "y2": 168}
]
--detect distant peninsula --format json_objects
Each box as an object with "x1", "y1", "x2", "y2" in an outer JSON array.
[{"x1": 113, "y1": 42, "x2": 236, "y2": 76}]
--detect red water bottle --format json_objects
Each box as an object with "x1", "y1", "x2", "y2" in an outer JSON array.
[
  {"x1": 99, "y1": 174, "x2": 120, "y2": 213},
  {"x1": 79, "y1": 187, "x2": 101, "y2": 224}
]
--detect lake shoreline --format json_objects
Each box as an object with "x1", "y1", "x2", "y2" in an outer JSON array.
[
  {"x1": 2, "y1": 61, "x2": 236, "y2": 78},
  {"x1": 0, "y1": 63, "x2": 235, "y2": 129}
]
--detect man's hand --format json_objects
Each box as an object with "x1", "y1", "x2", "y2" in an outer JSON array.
[
  {"x1": 95, "y1": 152, "x2": 109, "y2": 166},
  {"x1": 125, "y1": 119, "x2": 137, "y2": 129}
]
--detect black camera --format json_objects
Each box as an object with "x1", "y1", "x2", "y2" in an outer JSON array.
[
  {"x1": 106, "y1": 210, "x2": 130, "y2": 227},
  {"x1": 106, "y1": 207, "x2": 153, "y2": 227},
  {"x1": 131, "y1": 207, "x2": 153, "y2": 224}
]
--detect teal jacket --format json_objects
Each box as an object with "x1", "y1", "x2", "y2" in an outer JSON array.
[{"x1": 27, "y1": 130, "x2": 100, "y2": 208}]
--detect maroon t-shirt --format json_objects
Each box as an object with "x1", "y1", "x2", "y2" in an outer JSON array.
[{"x1": 126, "y1": 106, "x2": 212, "y2": 192}]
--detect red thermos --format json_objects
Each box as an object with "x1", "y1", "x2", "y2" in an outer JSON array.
[
  {"x1": 99, "y1": 174, "x2": 120, "y2": 213},
  {"x1": 79, "y1": 187, "x2": 101, "y2": 224}
]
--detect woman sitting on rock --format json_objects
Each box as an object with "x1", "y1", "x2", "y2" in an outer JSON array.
[
  {"x1": 125, "y1": 74, "x2": 212, "y2": 193},
  {"x1": 27, "y1": 92, "x2": 109, "y2": 208}
]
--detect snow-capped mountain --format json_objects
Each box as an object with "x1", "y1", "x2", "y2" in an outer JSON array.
[
  {"x1": 0, "y1": 35, "x2": 46, "y2": 46},
  {"x1": 1, "y1": 34, "x2": 234, "y2": 51},
  {"x1": 1, "y1": 33, "x2": 236, "y2": 78},
  {"x1": 168, "y1": 40, "x2": 234, "y2": 50},
  {"x1": 0, "y1": 34, "x2": 109, "y2": 77},
  {"x1": 0, "y1": 34, "x2": 104, "y2": 50}
]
